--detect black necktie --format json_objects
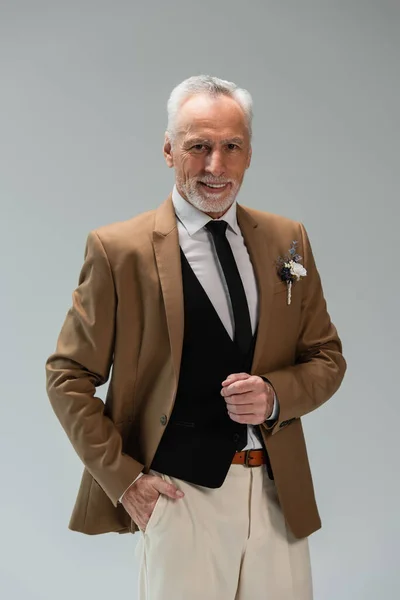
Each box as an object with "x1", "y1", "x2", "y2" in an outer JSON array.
[{"x1": 205, "y1": 220, "x2": 253, "y2": 355}]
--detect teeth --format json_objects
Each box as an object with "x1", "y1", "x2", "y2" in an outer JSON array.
[{"x1": 204, "y1": 183, "x2": 227, "y2": 188}]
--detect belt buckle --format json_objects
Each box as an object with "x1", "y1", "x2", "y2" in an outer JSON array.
[{"x1": 245, "y1": 450, "x2": 253, "y2": 467}]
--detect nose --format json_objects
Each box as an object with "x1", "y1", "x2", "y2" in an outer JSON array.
[{"x1": 205, "y1": 149, "x2": 225, "y2": 178}]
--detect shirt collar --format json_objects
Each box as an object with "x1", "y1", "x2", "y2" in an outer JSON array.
[{"x1": 171, "y1": 184, "x2": 240, "y2": 237}]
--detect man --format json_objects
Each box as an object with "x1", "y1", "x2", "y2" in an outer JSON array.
[{"x1": 46, "y1": 75, "x2": 346, "y2": 600}]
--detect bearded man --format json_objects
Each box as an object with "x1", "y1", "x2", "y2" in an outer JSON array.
[{"x1": 46, "y1": 74, "x2": 346, "y2": 600}]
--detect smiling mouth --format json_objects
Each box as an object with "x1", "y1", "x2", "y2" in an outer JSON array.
[{"x1": 199, "y1": 182, "x2": 230, "y2": 190}]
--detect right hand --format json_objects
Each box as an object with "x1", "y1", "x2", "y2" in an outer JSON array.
[{"x1": 121, "y1": 473, "x2": 184, "y2": 532}]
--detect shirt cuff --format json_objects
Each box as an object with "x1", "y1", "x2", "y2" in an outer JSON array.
[
  {"x1": 260, "y1": 376, "x2": 279, "y2": 422},
  {"x1": 267, "y1": 392, "x2": 279, "y2": 421}
]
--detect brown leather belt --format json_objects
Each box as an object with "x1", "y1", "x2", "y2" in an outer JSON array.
[{"x1": 232, "y1": 449, "x2": 266, "y2": 467}]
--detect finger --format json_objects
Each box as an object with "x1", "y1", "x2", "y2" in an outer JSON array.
[
  {"x1": 226, "y1": 402, "x2": 255, "y2": 415},
  {"x1": 224, "y1": 391, "x2": 255, "y2": 404},
  {"x1": 228, "y1": 411, "x2": 259, "y2": 425},
  {"x1": 221, "y1": 372, "x2": 250, "y2": 386},
  {"x1": 152, "y1": 478, "x2": 184, "y2": 499},
  {"x1": 221, "y1": 380, "x2": 256, "y2": 398}
]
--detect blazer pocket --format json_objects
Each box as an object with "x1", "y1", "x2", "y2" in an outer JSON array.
[{"x1": 173, "y1": 420, "x2": 196, "y2": 428}]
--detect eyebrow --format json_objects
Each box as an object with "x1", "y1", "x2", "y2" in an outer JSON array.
[
  {"x1": 185, "y1": 137, "x2": 245, "y2": 146},
  {"x1": 221, "y1": 137, "x2": 245, "y2": 145}
]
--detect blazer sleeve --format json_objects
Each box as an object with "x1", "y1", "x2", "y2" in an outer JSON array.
[
  {"x1": 261, "y1": 222, "x2": 347, "y2": 435},
  {"x1": 45, "y1": 231, "x2": 144, "y2": 507}
]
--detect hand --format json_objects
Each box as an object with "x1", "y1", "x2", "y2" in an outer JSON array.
[
  {"x1": 221, "y1": 372, "x2": 274, "y2": 425},
  {"x1": 121, "y1": 473, "x2": 184, "y2": 532}
]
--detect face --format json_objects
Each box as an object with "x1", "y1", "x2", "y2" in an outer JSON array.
[{"x1": 163, "y1": 94, "x2": 252, "y2": 218}]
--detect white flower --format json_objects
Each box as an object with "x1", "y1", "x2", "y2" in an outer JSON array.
[{"x1": 289, "y1": 260, "x2": 307, "y2": 281}]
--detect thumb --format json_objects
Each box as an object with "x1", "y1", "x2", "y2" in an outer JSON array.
[{"x1": 153, "y1": 478, "x2": 184, "y2": 499}]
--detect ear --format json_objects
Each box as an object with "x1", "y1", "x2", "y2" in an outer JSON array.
[
  {"x1": 163, "y1": 133, "x2": 174, "y2": 168},
  {"x1": 246, "y1": 145, "x2": 252, "y2": 169}
]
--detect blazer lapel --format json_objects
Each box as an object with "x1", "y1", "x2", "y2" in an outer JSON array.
[
  {"x1": 236, "y1": 204, "x2": 276, "y2": 375},
  {"x1": 152, "y1": 194, "x2": 184, "y2": 387}
]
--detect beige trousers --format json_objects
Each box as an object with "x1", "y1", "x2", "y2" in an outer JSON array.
[{"x1": 134, "y1": 463, "x2": 313, "y2": 600}]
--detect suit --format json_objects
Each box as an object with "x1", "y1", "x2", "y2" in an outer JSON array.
[{"x1": 45, "y1": 192, "x2": 346, "y2": 540}]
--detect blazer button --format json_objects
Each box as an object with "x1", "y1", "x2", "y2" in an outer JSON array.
[
  {"x1": 233, "y1": 433, "x2": 240, "y2": 442},
  {"x1": 160, "y1": 414, "x2": 168, "y2": 426}
]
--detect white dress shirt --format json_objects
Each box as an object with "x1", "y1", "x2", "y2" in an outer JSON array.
[{"x1": 119, "y1": 186, "x2": 278, "y2": 501}]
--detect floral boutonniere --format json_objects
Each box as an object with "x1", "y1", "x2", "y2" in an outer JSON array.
[{"x1": 276, "y1": 240, "x2": 307, "y2": 305}]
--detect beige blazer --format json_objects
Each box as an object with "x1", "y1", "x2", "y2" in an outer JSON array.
[{"x1": 45, "y1": 194, "x2": 346, "y2": 538}]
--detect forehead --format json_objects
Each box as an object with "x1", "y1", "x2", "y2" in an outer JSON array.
[{"x1": 175, "y1": 94, "x2": 248, "y2": 140}]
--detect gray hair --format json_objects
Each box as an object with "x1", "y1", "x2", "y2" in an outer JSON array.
[{"x1": 166, "y1": 75, "x2": 253, "y2": 144}]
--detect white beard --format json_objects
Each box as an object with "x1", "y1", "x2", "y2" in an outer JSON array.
[{"x1": 177, "y1": 176, "x2": 241, "y2": 214}]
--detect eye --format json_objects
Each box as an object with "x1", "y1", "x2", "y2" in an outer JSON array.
[
  {"x1": 227, "y1": 144, "x2": 239, "y2": 151},
  {"x1": 191, "y1": 144, "x2": 207, "y2": 152}
]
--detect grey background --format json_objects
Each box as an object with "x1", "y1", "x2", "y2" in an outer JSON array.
[{"x1": 1, "y1": 1, "x2": 399, "y2": 599}]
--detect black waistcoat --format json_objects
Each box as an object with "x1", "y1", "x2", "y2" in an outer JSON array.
[{"x1": 150, "y1": 248, "x2": 267, "y2": 488}]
